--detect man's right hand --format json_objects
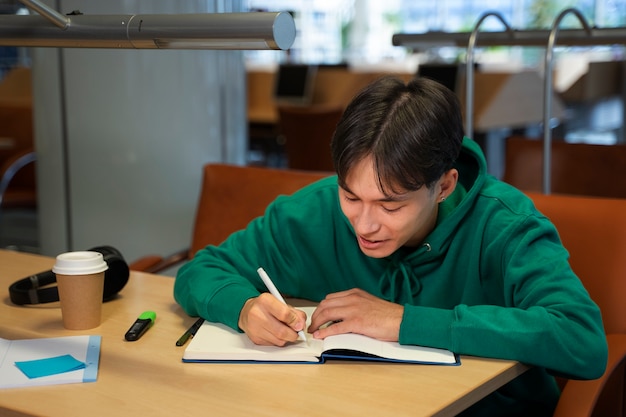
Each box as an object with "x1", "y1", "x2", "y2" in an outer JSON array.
[{"x1": 238, "y1": 293, "x2": 307, "y2": 346}]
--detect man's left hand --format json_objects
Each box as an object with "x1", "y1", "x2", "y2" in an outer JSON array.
[{"x1": 308, "y1": 288, "x2": 403, "y2": 341}]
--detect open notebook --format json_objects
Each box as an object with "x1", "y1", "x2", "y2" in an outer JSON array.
[{"x1": 183, "y1": 307, "x2": 459, "y2": 365}]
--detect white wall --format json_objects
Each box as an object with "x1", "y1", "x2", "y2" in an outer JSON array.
[{"x1": 31, "y1": 0, "x2": 246, "y2": 265}]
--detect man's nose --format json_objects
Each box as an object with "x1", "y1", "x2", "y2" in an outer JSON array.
[{"x1": 354, "y1": 206, "x2": 381, "y2": 235}]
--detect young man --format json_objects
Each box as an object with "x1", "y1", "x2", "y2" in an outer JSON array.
[{"x1": 174, "y1": 76, "x2": 607, "y2": 416}]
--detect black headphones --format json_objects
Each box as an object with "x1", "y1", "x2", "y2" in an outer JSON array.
[{"x1": 8, "y1": 245, "x2": 129, "y2": 306}]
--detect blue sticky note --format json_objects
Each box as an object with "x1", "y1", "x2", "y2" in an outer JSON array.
[{"x1": 15, "y1": 354, "x2": 86, "y2": 379}]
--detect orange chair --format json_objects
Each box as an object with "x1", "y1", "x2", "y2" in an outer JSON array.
[
  {"x1": 0, "y1": 67, "x2": 36, "y2": 211},
  {"x1": 277, "y1": 105, "x2": 343, "y2": 171},
  {"x1": 0, "y1": 148, "x2": 36, "y2": 209},
  {"x1": 130, "y1": 163, "x2": 331, "y2": 273},
  {"x1": 526, "y1": 192, "x2": 626, "y2": 417},
  {"x1": 504, "y1": 136, "x2": 626, "y2": 199}
]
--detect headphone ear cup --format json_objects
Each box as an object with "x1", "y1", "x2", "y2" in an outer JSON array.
[
  {"x1": 89, "y1": 246, "x2": 129, "y2": 302},
  {"x1": 89, "y1": 245, "x2": 123, "y2": 259}
]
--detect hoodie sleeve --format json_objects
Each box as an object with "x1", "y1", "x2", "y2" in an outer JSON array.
[{"x1": 174, "y1": 179, "x2": 341, "y2": 331}]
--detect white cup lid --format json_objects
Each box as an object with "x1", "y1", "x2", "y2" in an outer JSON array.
[{"x1": 52, "y1": 251, "x2": 109, "y2": 275}]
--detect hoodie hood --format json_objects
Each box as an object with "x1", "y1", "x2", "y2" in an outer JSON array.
[{"x1": 378, "y1": 137, "x2": 488, "y2": 303}]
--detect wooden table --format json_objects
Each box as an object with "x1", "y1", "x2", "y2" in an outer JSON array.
[{"x1": 0, "y1": 250, "x2": 528, "y2": 417}]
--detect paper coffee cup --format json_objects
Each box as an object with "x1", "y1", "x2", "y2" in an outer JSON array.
[{"x1": 52, "y1": 251, "x2": 108, "y2": 330}]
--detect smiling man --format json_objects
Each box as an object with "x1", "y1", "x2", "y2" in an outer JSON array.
[{"x1": 174, "y1": 76, "x2": 607, "y2": 416}]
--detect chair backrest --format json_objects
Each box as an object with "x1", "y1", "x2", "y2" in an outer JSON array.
[
  {"x1": 0, "y1": 149, "x2": 36, "y2": 209},
  {"x1": 504, "y1": 136, "x2": 626, "y2": 199},
  {"x1": 0, "y1": 67, "x2": 36, "y2": 210},
  {"x1": 277, "y1": 105, "x2": 343, "y2": 172},
  {"x1": 189, "y1": 164, "x2": 331, "y2": 257},
  {"x1": 526, "y1": 191, "x2": 626, "y2": 335}
]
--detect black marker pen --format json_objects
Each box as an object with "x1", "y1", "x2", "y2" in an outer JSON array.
[
  {"x1": 125, "y1": 311, "x2": 156, "y2": 341},
  {"x1": 176, "y1": 317, "x2": 204, "y2": 347}
]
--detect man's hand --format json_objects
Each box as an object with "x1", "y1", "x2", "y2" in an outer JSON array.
[
  {"x1": 238, "y1": 293, "x2": 307, "y2": 346},
  {"x1": 308, "y1": 288, "x2": 403, "y2": 341}
]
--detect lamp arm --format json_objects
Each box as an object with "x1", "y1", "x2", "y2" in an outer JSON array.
[{"x1": 19, "y1": 0, "x2": 70, "y2": 30}]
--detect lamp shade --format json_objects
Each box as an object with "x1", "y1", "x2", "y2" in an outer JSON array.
[{"x1": 0, "y1": 11, "x2": 296, "y2": 50}]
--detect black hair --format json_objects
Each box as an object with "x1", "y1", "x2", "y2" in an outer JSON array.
[{"x1": 331, "y1": 75, "x2": 464, "y2": 194}]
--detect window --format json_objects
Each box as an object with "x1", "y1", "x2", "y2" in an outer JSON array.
[{"x1": 244, "y1": 0, "x2": 626, "y2": 68}]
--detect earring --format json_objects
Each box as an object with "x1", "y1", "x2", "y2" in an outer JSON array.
[{"x1": 440, "y1": 197, "x2": 446, "y2": 202}]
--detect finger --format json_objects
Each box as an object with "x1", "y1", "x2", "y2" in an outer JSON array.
[
  {"x1": 290, "y1": 308, "x2": 308, "y2": 332},
  {"x1": 249, "y1": 325, "x2": 293, "y2": 346},
  {"x1": 322, "y1": 288, "x2": 361, "y2": 300},
  {"x1": 309, "y1": 304, "x2": 344, "y2": 332},
  {"x1": 249, "y1": 311, "x2": 301, "y2": 346},
  {"x1": 312, "y1": 320, "x2": 347, "y2": 339},
  {"x1": 266, "y1": 299, "x2": 306, "y2": 332},
  {"x1": 261, "y1": 295, "x2": 308, "y2": 340},
  {"x1": 243, "y1": 295, "x2": 301, "y2": 346}
]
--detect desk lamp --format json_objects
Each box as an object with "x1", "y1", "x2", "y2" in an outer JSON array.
[{"x1": 0, "y1": 0, "x2": 295, "y2": 50}]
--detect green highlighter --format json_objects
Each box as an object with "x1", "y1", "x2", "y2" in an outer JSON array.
[{"x1": 124, "y1": 311, "x2": 156, "y2": 341}]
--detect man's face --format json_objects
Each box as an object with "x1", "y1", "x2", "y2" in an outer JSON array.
[{"x1": 339, "y1": 155, "x2": 446, "y2": 258}]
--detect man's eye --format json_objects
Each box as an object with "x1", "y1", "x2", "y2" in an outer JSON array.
[{"x1": 381, "y1": 205, "x2": 402, "y2": 213}]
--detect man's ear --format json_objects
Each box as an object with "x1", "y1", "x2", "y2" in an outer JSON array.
[{"x1": 438, "y1": 169, "x2": 458, "y2": 201}]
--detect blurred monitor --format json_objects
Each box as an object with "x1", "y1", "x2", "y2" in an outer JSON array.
[
  {"x1": 273, "y1": 64, "x2": 317, "y2": 105},
  {"x1": 416, "y1": 63, "x2": 462, "y2": 92},
  {"x1": 318, "y1": 62, "x2": 349, "y2": 70}
]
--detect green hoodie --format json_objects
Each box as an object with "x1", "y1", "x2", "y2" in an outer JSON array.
[{"x1": 175, "y1": 137, "x2": 607, "y2": 416}]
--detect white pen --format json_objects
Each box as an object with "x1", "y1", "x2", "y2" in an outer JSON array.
[{"x1": 256, "y1": 267, "x2": 308, "y2": 343}]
